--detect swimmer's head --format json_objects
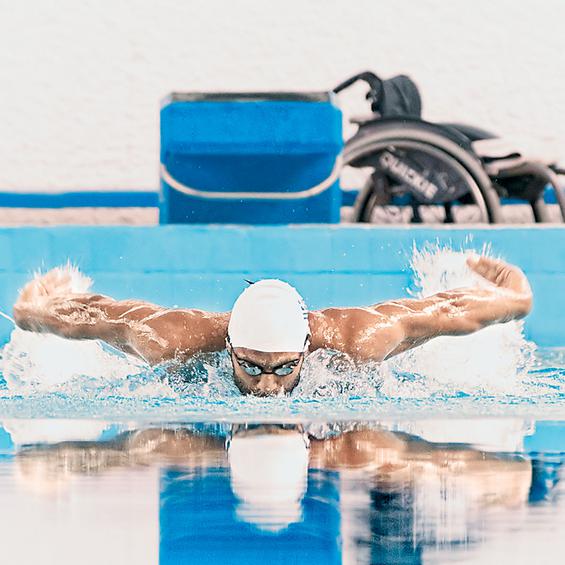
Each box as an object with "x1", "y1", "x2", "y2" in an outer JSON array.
[{"x1": 227, "y1": 280, "x2": 310, "y2": 396}]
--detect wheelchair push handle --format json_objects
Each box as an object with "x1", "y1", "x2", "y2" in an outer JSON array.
[
  {"x1": 333, "y1": 71, "x2": 383, "y2": 95},
  {"x1": 333, "y1": 71, "x2": 384, "y2": 114}
]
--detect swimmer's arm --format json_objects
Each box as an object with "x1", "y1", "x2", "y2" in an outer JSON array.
[
  {"x1": 14, "y1": 294, "x2": 229, "y2": 364},
  {"x1": 311, "y1": 256, "x2": 532, "y2": 362},
  {"x1": 379, "y1": 256, "x2": 533, "y2": 358},
  {"x1": 16, "y1": 430, "x2": 227, "y2": 478},
  {"x1": 13, "y1": 271, "x2": 229, "y2": 364}
]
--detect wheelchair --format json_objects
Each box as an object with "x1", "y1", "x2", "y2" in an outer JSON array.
[{"x1": 334, "y1": 72, "x2": 565, "y2": 224}]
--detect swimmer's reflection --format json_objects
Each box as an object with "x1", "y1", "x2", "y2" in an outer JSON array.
[{"x1": 15, "y1": 424, "x2": 533, "y2": 562}]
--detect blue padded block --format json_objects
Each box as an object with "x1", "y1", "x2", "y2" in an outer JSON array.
[
  {"x1": 160, "y1": 99, "x2": 343, "y2": 225},
  {"x1": 161, "y1": 101, "x2": 342, "y2": 156}
]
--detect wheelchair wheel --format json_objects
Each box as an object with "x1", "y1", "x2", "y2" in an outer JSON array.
[
  {"x1": 344, "y1": 120, "x2": 504, "y2": 223},
  {"x1": 494, "y1": 161, "x2": 565, "y2": 223}
]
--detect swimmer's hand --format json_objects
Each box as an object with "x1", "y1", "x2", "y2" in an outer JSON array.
[
  {"x1": 466, "y1": 255, "x2": 532, "y2": 311},
  {"x1": 17, "y1": 266, "x2": 91, "y2": 303},
  {"x1": 13, "y1": 267, "x2": 93, "y2": 332}
]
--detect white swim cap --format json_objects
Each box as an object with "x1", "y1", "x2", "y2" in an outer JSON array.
[
  {"x1": 228, "y1": 430, "x2": 309, "y2": 532},
  {"x1": 228, "y1": 279, "x2": 309, "y2": 353}
]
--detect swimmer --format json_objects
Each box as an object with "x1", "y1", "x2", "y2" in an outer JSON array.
[{"x1": 12, "y1": 255, "x2": 532, "y2": 396}]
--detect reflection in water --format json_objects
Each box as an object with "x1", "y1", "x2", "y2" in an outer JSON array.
[
  {"x1": 2, "y1": 420, "x2": 564, "y2": 564},
  {"x1": 228, "y1": 428, "x2": 310, "y2": 531}
]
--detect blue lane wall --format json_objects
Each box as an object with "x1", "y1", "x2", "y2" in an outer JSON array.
[{"x1": 0, "y1": 225, "x2": 562, "y2": 346}]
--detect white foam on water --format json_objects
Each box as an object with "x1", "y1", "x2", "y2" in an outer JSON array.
[
  {"x1": 380, "y1": 244, "x2": 535, "y2": 398},
  {"x1": 0, "y1": 329, "x2": 146, "y2": 390},
  {"x1": 292, "y1": 348, "x2": 383, "y2": 398}
]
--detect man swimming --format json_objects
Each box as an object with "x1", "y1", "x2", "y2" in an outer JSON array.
[{"x1": 12, "y1": 255, "x2": 532, "y2": 396}]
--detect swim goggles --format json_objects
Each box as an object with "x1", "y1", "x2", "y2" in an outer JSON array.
[{"x1": 231, "y1": 350, "x2": 303, "y2": 377}]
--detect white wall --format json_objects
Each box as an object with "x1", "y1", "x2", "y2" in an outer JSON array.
[{"x1": 0, "y1": 0, "x2": 564, "y2": 191}]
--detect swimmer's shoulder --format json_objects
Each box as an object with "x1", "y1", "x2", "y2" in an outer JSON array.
[
  {"x1": 308, "y1": 308, "x2": 401, "y2": 362},
  {"x1": 129, "y1": 309, "x2": 230, "y2": 364}
]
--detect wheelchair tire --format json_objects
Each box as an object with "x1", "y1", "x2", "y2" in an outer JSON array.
[
  {"x1": 496, "y1": 161, "x2": 565, "y2": 223},
  {"x1": 345, "y1": 121, "x2": 504, "y2": 223}
]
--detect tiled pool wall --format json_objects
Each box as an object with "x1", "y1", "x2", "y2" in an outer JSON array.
[{"x1": 0, "y1": 225, "x2": 562, "y2": 346}]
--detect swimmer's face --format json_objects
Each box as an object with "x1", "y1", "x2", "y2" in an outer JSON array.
[{"x1": 229, "y1": 346, "x2": 305, "y2": 396}]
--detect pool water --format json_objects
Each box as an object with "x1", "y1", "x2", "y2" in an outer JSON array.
[
  {"x1": 0, "y1": 346, "x2": 563, "y2": 422},
  {"x1": 0, "y1": 345, "x2": 563, "y2": 565},
  {"x1": 0, "y1": 417, "x2": 564, "y2": 564}
]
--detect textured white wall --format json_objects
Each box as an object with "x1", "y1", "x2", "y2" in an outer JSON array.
[{"x1": 0, "y1": 0, "x2": 564, "y2": 191}]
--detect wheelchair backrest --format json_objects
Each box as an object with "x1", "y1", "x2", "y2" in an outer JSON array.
[{"x1": 334, "y1": 71, "x2": 422, "y2": 119}]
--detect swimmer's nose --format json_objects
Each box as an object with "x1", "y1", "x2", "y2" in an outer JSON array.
[{"x1": 253, "y1": 375, "x2": 282, "y2": 397}]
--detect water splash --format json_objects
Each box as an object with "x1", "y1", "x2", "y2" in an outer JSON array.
[
  {"x1": 380, "y1": 244, "x2": 535, "y2": 398},
  {"x1": 409, "y1": 243, "x2": 490, "y2": 296},
  {"x1": 0, "y1": 329, "x2": 148, "y2": 391},
  {"x1": 292, "y1": 349, "x2": 384, "y2": 398}
]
